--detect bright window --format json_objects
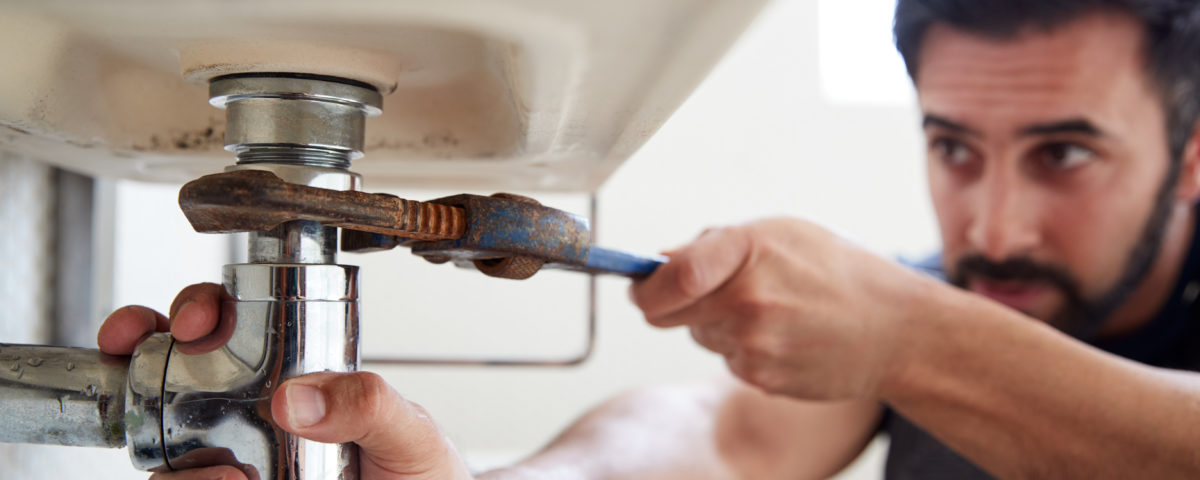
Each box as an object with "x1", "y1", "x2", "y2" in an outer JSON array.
[{"x1": 817, "y1": 0, "x2": 916, "y2": 106}]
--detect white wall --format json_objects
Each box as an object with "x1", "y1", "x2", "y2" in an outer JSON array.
[{"x1": 74, "y1": 0, "x2": 934, "y2": 478}]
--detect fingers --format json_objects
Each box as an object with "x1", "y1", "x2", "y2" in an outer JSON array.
[
  {"x1": 168, "y1": 283, "x2": 235, "y2": 355},
  {"x1": 272, "y1": 372, "x2": 471, "y2": 479},
  {"x1": 631, "y1": 227, "x2": 753, "y2": 326},
  {"x1": 725, "y1": 352, "x2": 775, "y2": 391},
  {"x1": 97, "y1": 305, "x2": 168, "y2": 355},
  {"x1": 147, "y1": 465, "x2": 247, "y2": 480},
  {"x1": 689, "y1": 322, "x2": 736, "y2": 355},
  {"x1": 168, "y1": 283, "x2": 224, "y2": 342},
  {"x1": 98, "y1": 282, "x2": 229, "y2": 356}
]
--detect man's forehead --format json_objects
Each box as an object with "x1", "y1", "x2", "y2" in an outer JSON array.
[{"x1": 914, "y1": 10, "x2": 1155, "y2": 134}]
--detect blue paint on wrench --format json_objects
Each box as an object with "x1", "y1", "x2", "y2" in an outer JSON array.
[{"x1": 580, "y1": 247, "x2": 667, "y2": 278}]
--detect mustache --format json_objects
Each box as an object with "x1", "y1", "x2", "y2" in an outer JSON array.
[{"x1": 949, "y1": 254, "x2": 1082, "y2": 297}]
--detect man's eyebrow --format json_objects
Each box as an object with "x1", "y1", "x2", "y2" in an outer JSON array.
[
  {"x1": 1018, "y1": 118, "x2": 1106, "y2": 137},
  {"x1": 922, "y1": 114, "x2": 980, "y2": 136}
]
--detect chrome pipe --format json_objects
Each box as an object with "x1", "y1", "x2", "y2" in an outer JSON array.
[
  {"x1": 167, "y1": 73, "x2": 370, "y2": 480},
  {"x1": 0, "y1": 262, "x2": 362, "y2": 480},
  {"x1": 150, "y1": 264, "x2": 360, "y2": 480},
  {"x1": 0, "y1": 344, "x2": 128, "y2": 448},
  {"x1": 248, "y1": 220, "x2": 339, "y2": 264},
  {"x1": 0, "y1": 73, "x2": 370, "y2": 479}
]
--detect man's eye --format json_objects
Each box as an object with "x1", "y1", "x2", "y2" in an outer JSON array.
[
  {"x1": 931, "y1": 138, "x2": 976, "y2": 166},
  {"x1": 1035, "y1": 143, "x2": 1095, "y2": 170}
]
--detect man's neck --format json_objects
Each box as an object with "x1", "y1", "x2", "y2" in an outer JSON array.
[{"x1": 1099, "y1": 205, "x2": 1197, "y2": 339}]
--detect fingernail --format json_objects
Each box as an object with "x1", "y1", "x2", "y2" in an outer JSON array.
[{"x1": 286, "y1": 384, "x2": 326, "y2": 428}]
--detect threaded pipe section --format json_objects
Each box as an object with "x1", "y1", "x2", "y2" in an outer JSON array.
[{"x1": 234, "y1": 145, "x2": 353, "y2": 170}]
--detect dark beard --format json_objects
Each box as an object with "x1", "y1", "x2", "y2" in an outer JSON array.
[{"x1": 947, "y1": 159, "x2": 1181, "y2": 341}]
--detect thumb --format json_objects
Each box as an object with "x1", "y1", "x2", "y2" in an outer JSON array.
[
  {"x1": 631, "y1": 226, "x2": 753, "y2": 325},
  {"x1": 272, "y1": 372, "x2": 473, "y2": 480}
]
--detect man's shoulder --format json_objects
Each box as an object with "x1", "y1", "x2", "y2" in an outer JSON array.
[{"x1": 900, "y1": 252, "x2": 946, "y2": 281}]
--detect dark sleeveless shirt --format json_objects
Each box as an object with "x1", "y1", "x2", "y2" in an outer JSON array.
[{"x1": 881, "y1": 212, "x2": 1200, "y2": 479}]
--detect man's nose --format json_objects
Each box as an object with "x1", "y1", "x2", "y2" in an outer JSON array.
[{"x1": 967, "y1": 174, "x2": 1041, "y2": 261}]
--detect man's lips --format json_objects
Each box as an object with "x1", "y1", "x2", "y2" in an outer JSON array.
[{"x1": 969, "y1": 279, "x2": 1051, "y2": 312}]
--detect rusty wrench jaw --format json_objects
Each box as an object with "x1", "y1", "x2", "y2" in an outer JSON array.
[
  {"x1": 178, "y1": 170, "x2": 466, "y2": 241},
  {"x1": 178, "y1": 170, "x2": 665, "y2": 279}
]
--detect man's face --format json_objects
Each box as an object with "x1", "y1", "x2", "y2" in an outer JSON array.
[{"x1": 918, "y1": 12, "x2": 1174, "y2": 330}]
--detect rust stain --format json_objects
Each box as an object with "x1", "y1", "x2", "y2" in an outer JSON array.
[
  {"x1": 408, "y1": 192, "x2": 592, "y2": 280},
  {"x1": 2, "y1": 124, "x2": 31, "y2": 136},
  {"x1": 130, "y1": 120, "x2": 223, "y2": 152},
  {"x1": 178, "y1": 170, "x2": 467, "y2": 241}
]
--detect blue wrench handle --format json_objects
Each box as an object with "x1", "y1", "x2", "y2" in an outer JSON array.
[{"x1": 575, "y1": 247, "x2": 668, "y2": 278}]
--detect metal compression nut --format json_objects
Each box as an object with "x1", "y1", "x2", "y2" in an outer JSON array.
[{"x1": 209, "y1": 74, "x2": 382, "y2": 169}]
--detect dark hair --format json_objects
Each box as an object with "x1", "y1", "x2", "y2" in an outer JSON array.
[{"x1": 893, "y1": 0, "x2": 1200, "y2": 163}]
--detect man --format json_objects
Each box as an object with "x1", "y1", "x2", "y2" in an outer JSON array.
[{"x1": 99, "y1": 0, "x2": 1200, "y2": 478}]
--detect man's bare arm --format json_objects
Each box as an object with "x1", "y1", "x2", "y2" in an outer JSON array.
[
  {"x1": 882, "y1": 288, "x2": 1200, "y2": 479},
  {"x1": 482, "y1": 378, "x2": 880, "y2": 480},
  {"x1": 628, "y1": 218, "x2": 1200, "y2": 479}
]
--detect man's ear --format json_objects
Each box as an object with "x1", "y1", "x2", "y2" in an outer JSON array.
[{"x1": 1176, "y1": 121, "x2": 1200, "y2": 204}]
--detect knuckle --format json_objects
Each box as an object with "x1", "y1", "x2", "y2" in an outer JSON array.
[
  {"x1": 347, "y1": 372, "x2": 395, "y2": 420},
  {"x1": 673, "y1": 260, "x2": 707, "y2": 299},
  {"x1": 728, "y1": 318, "x2": 785, "y2": 360},
  {"x1": 730, "y1": 357, "x2": 769, "y2": 391},
  {"x1": 110, "y1": 304, "x2": 155, "y2": 320},
  {"x1": 740, "y1": 226, "x2": 769, "y2": 255},
  {"x1": 725, "y1": 354, "x2": 751, "y2": 380},
  {"x1": 728, "y1": 289, "x2": 776, "y2": 319},
  {"x1": 727, "y1": 319, "x2": 753, "y2": 342},
  {"x1": 406, "y1": 399, "x2": 432, "y2": 419},
  {"x1": 171, "y1": 282, "x2": 224, "y2": 314},
  {"x1": 690, "y1": 325, "x2": 722, "y2": 351},
  {"x1": 746, "y1": 368, "x2": 784, "y2": 393},
  {"x1": 644, "y1": 311, "x2": 674, "y2": 328},
  {"x1": 738, "y1": 331, "x2": 781, "y2": 359},
  {"x1": 645, "y1": 311, "x2": 682, "y2": 329},
  {"x1": 760, "y1": 377, "x2": 786, "y2": 394},
  {"x1": 107, "y1": 305, "x2": 135, "y2": 319},
  {"x1": 186, "y1": 281, "x2": 223, "y2": 295}
]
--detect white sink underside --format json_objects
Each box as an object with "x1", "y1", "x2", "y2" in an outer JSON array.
[{"x1": 0, "y1": 0, "x2": 766, "y2": 191}]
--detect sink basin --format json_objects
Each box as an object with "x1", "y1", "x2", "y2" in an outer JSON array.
[{"x1": 0, "y1": 0, "x2": 766, "y2": 191}]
